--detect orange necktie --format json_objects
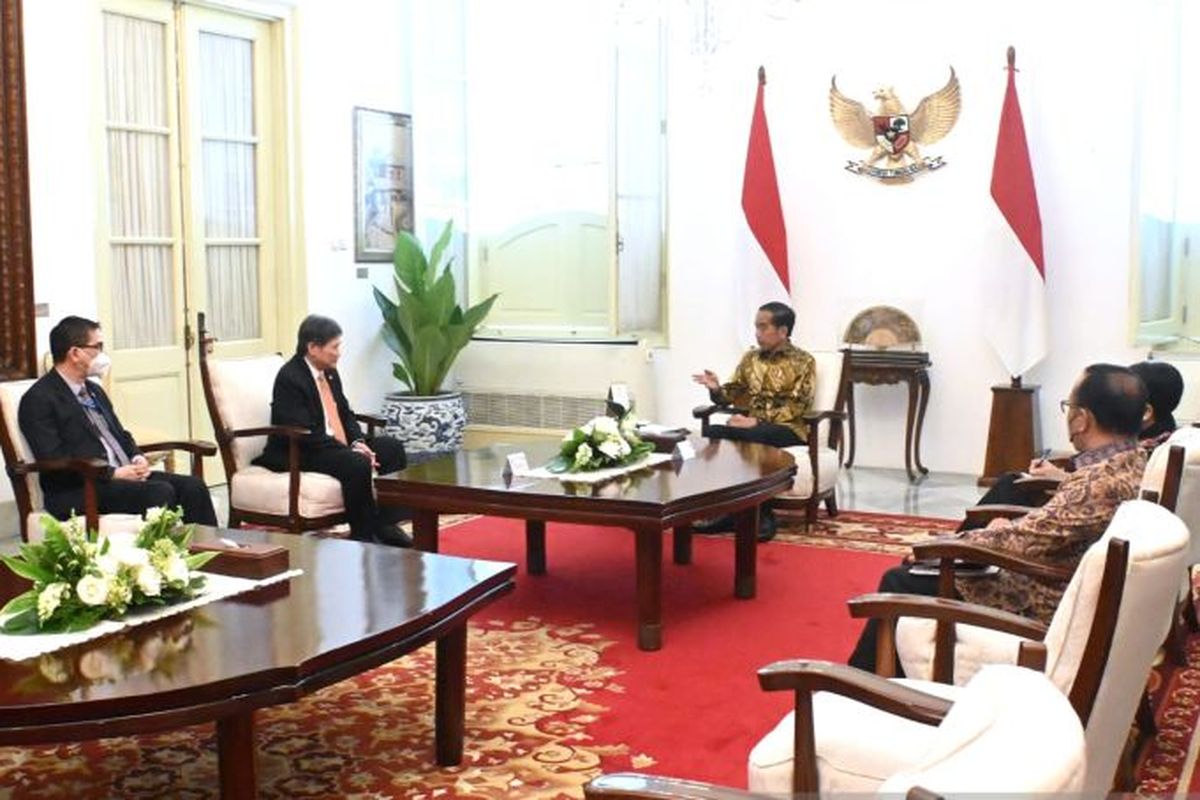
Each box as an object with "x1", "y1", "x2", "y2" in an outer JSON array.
[{"x1": 317, "y1": 373, "x2": 347, "y2": 445}]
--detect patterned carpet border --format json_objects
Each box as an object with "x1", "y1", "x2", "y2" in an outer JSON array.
[{"x1": 774, "y1": 509, "x2": 958, "y2": 555}]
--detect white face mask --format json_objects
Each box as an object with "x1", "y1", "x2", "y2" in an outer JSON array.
[{"x1": 87, "y1": 351, "x2": 112, "y2": 378}]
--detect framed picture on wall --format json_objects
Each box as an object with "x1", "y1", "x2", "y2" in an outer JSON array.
[{"x1": 353, "y1": 107, "x2": 413, "y2": 262}]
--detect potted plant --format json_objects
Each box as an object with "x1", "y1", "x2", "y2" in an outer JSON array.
[{"x1": 373, "y1": 220, "x2": 497, "y2": 459}]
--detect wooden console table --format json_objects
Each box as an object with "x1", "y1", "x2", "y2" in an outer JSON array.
[{"x1": 842, "y1": 348, "x2": 932, "y2": 481}]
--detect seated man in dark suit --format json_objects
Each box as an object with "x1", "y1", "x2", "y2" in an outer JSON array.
[
  {"x1": 19, "y1": 316, "x2": 218, "y2": 525},
  {"x1": 253, "y1": 315, "x2": 411, "y2": 547}
]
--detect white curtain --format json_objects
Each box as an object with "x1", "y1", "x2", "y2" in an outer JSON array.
[
  {"x1": 103, "y1": 13, "x2": 173, "y2": 350},
  {"x1": 200, "y1": 31, "x2": 260, "y2": 341}
]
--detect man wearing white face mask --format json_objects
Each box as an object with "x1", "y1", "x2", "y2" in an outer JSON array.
[{"x1": 18, "y1": 316, "x2": 217, "y2": 525}]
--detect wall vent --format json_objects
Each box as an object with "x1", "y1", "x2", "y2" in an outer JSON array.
[{"x1": 463, "y1": 391, "x2": 606, "y2": 430}]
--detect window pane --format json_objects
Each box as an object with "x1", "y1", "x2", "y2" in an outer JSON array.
[
  {"x1": 106, "y1": 131, "x2": 171, "y2": 237},
  {"x1": 111, "y1": 245, "x2": 173, "y2": 348},
  {"x1": 206, "y1": 246, "x2": 260, "y2": 341},
  {"x1": 103, "y1": 14, "x2": 167, "y2": 127},
  {"x1": 202, "y1": 141, "x2": 257, "y2": 238},
  {"x1": 199, "y1": 32, "x2": 254, "y2": 137}
]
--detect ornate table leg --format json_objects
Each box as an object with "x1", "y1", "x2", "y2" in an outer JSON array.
[
  {"x1": 526, "y1": 519, "x2": 546, "y2": 575},
  {"x1": 634, "y1": 526, "x2": 663, "y2": 651},
  {"x1": 914, "y1": 368, "x2": 931, "y2": 475},
  {"x1": 904, "y1": 375, "x2": 919, "y2": 481},
  {"x1": 412, "y1": 509, "x2": 440, "y2": 552},
  {"x1": 845, "y1": 382, "x2": 857, "y2": 468},
  {"x1": 733, "y1": 507, "x2": 757, "y2": 599},
  {"x1": 218, "y1": 710, "x2": 257, "y2": 799},
  {"x1": 435, "y1": 624, "x2": 467, "y2": 765}
]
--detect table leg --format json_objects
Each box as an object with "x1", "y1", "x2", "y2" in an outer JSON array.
[
  {"x1": 914, "y1": 369, "x2": 930, "y2": 475},
  {"x1": 526, "y1": 519, "x2": 546, "y2": 575},
  {"x1": 435, "y1": 624, "x2": 467, "y2": 765},
  {"x1": 673, "y1": 524, "x2": 693, "y2": 565},
  {"x1": 412, "y1": 509, "x2": 440, "y2": 552},
  {"x1": 845, "y1": 383, "x2": 857, "y2": 468},
  {"x1": 634, "y1": 526, "x2": 663, "y2": 651},
  {"x1": 904, "y1": 375, "x2": 919, "y2": 481},
  {"x1": 218, "y1": 710, "x2": 257, "y2": 800},
  {"x1": 733, "y1": 507, "x2": 757, "y2": 599}
]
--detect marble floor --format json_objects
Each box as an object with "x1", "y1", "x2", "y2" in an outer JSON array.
[{"x1": 0, "y1": 464, "x2": 984, "y2": 543}]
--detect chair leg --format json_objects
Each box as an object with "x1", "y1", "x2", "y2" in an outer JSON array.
[
  {"x1": 805, "y1": 495, "x2": 818, "y2": 530},
  {"x1": 1137, "y1": 689, "x2": 1158, "y2": 738},
  {"x1": 228, "y1": 509, "x2": 242, "y2": 529},
  {"x1": 824, "y1": 492, "x2": 838, "y2": 519},
  {"x1": 1187, "y1": 567, "x2": 1200, "y2": 633},
  {"x1": 1167, "y1": 599, "x2": 1190, "y2": 667}
]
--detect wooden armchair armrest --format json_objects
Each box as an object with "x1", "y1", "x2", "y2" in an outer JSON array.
[
  {"x1": 801, "y1": 408, "x2": 848, "y2": 456},
  {"x1": 138, "y1": 439, "x2": 218, "y2": 479},
  {"x1": 355, "y1": 412, "x2": 387, "y2": 438},
  {"x1": 757, "y1": 659, "x2": 952, "y2": 725},
  {"x1": 227, "y1": 425, "x2": 310, "y2": 439},
  {"x1": 801, "y1": 409, "x2": 847, "y2": 423},
  {"x1": 961, "y1": 503, "x2": 1032, "y2": 527},
  {"x1": 585, "y1": 774, "x2": 768, "y2": 799},
  {"x1": 691, "y1": 403, "x2": 745, "y2": 436},
  {"x1": 911, "y1": 540, "x2": 1075, "y2": 584},
  {"x1": 15, "y1": 456, "x2": 109, "y2": 478},
  {"x1": 847, "y1": 592, "x2": 1049, "y2": 640}
]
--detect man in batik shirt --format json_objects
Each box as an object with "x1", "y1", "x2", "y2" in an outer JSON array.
[
  {"x1": 692, "y1": 302, "x2": 816, "y2": 539},
  {"x1": 849, "y1": 363, "x2": 1148, "y2": 673}
]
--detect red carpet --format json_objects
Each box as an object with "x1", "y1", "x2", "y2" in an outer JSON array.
[
  {"x1": 0, "y1": 513, "x2": 935, "y2": 797},
  {"x1": 437, "y1": 515, "x2": 898, "y2": 786}
]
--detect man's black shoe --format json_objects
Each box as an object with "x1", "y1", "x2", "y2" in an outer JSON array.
[
  {"x1": 374, "y1": 524, "x2": 414, "y2": 548},
  {"x1": 757, "y1": 509, "x2": 778, "y2": 543},
  {"x1": 692, "y1": 514, "x2": 735, "y2": 534}
]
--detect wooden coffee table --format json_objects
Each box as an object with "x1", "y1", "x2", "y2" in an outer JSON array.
[
  {"x1": 375, "y1": 438, "x2": 796, "y2": 651},
  {"x1": 0, "y1": 529, "x2": 516, "y2": 799}
]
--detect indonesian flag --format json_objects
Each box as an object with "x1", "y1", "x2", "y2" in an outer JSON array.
[
  {"x1": 984, "y1": 48, "x2": 1046, "y2": 378},
  {"x1": 742, "y1": 66, "x2": 790, "y2": 293}
]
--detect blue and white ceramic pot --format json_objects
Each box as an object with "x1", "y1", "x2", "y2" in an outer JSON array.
[{"x1": 381, "y1": 391, "x2": 467, "y2": 460}]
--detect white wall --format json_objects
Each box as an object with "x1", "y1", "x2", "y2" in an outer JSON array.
[{"x1": 6, "y1": 0, "x2": 1172, "y2": 512}]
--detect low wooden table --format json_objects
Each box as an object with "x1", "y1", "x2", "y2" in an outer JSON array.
[
  {"x1": 375, "y1": 438, "x2": 796, "y2": 651},
  {"x1": 0, "y1": 529, "x2": 516, "y2": 799}
]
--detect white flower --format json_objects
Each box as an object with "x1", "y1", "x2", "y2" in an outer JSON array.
[
  {"x1": 619, "y1": 415, "x2": 639, "y2": 438},
  {"x1": 616, "y1": 437, "x2": 632, "y2": 457},
  {"x1": 106, "y1": 578, "x2": 132, "y2": 608},
  {"x1": 580, "y1": 421, "x2": 595, "y2": 437},
  {"x1": 36, "y1": 582, "x2": 70, "y2": 622},
  {"x1": 135, "y1": 564, "x2": 162, "y2": 597},
  {"x1": 592, "y1": 416, "x2": 620, "y2": 437},
  {"x1": 76, "y1": 574, "x2": 110, "y2": 607},
  {"x1": 96, "y1": 553, "x2": 120, "y2": 577},
  {"x1": 598, "y1": 439, "x2": 622, "y2": 460},
  {"x1": 573, "y1": 442, "x2": 594, "y2": 469},
  {"x1": 163, "y1": 555, "x2": 189, "y2": 586},
  {"x1": 144, "y1": 506, "x2": 167, "y2": 524}
]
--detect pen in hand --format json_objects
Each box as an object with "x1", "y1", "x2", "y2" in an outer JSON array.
[{"x1": 1035, "y1": 447, "x2": 1052, "y2": 466}]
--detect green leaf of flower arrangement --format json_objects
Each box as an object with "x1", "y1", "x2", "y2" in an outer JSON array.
[{"x1": 0, "y1": 554, "x2": 53, "y2": 584}]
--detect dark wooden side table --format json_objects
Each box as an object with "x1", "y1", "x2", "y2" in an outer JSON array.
[{"x1": 842, "y1": 348, "x2": 932, "y2": 481}]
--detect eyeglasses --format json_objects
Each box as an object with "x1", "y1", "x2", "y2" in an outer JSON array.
[
  {"x1": 76, "y1": 343, "x2": 104, "y2": 352},
  {"x1": 1059, "y1": 400, "x2": 1079, "y2": 414}
]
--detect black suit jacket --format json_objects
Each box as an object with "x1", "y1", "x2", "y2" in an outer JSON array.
[
  {"x1": 253, "y1": 354, "x2": 364, "y2": 471},
  {"x1": 18, "y1": 369, "x2": 141, "y2": 495}
]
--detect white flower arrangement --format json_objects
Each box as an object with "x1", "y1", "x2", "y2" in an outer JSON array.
[
  {"x1": 0, "y1": 507, "x2": 216, "y2": 634},
  {"x1": 551, "y1": 411, "x2": 654, "y2": 473}
]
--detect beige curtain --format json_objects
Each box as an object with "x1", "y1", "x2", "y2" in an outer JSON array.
[
  {"x1": 199, "y1": 31, "x2": 260, "y2": 342},
  {"x1": 103, "y1": 13, "x2": 173, "y2": 350}
]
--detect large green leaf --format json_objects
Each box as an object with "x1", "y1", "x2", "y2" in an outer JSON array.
[
  {"x1": 427, "y1": 219, "x2": 454, "y2": 276},
  {"x1": 392, "y1": 231, "x2": 429, "y2": 294}
]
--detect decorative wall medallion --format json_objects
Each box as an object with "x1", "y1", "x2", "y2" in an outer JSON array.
[{"x1": 830, "y1": 67, "x2": 960, "y2": 183}]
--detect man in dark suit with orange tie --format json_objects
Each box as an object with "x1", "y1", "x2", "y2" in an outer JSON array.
[
  {"x1": 18, "y1": 316, "x2": 217, "y2": 525},
  {"x1": 254, "y1": 315, "x2": 410, "y2": 546}
]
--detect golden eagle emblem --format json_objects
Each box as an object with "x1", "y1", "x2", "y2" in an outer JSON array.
[{"x1": 830, "y1": 67, "x2": 961, "y2": 182}]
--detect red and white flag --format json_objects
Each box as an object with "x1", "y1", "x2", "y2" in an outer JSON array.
[
  {"x1": 742, "y1": 66, "x2": 790, "y2": 294},
  {"x1": 984, "y1": 48, "x2": 1046, "y2": 378}
]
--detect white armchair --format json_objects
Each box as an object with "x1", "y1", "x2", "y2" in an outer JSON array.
[
  {"x1": 197, "y1": 312, "x2": 381, "y2": 533},
  {"x1": 693, "y1": 349, "x2": 848, "y2": 527},
  {"x1": 585, "y1": 664, "x2": 1085, "y2": 799},
  {"x1": 0, "y1": 378, "x2": 215, "y2": 542},
  {"x1": 773, "y1": 500, "x2": 1185, "y2": 794}
]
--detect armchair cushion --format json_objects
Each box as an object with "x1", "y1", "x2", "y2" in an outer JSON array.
[
  {"x1": 0, "y1": 379, "x2": 40, "y2": 510},
  {"x1": 779, "y1": 445, "x2": 840, "y2": 499},
  {"x1": 204, "y1": 353, "x2": 285, "y2": 469},
  {"x1": 229, "y1": 466, "x2": 344, "y2": 518}
]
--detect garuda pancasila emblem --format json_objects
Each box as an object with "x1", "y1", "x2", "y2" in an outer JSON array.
[{"x1": 830, "y1": 67, "x2": 960, "y2": 183}]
